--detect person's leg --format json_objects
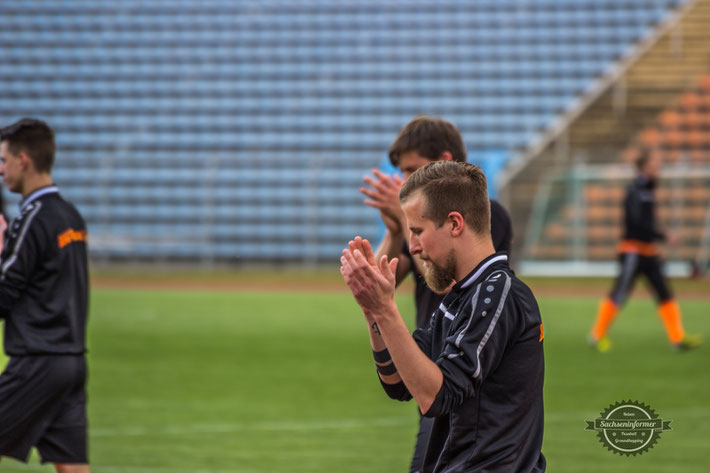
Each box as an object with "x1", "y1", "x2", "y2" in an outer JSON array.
[
  {"x1": 590, "y1": 299, "x2": 617, "y2": 342},
  {"x1": 0, "y1": 357, "x2": 70, "y2": 463},
  {"x1": 54, "y1": 464, "x2": 90, "y2": 473},
  {"x1": 641, "y1": 256, "x2": 697, "y2": 347},
  {"x1": 39, "y1": 356, "x2": 89, "y2": 469},
  {"x1": 590, "y1": 252, "x2": 639, "y2": 345},
  {"x1": 657, "y1": 299, "x2": 685, "y2": 344}
]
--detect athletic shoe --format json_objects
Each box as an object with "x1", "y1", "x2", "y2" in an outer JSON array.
[
  {"x1": 588, "y1": 335, "x2": 612, "y2": 353},
  {"x1": 673, "y1": 334, "x2": 703, "y2": 352}
]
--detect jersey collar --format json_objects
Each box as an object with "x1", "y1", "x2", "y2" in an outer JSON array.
[
  {"x1": 457, "y1": 253, "x2": 508, "y2": 290},
  {"x1": 20, "y1": 184, "x2": 59, "y2": 210}
]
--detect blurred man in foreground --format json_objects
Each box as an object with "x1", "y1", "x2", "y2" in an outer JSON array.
[{"x1": 0, "y1": 119, "x2": 90, "y2": 472}]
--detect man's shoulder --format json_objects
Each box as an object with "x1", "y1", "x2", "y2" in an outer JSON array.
[
  {"x1": 40, "y1": 193, "x2": 85, "y2": 220},
  {"x1": 479, "y1": 268, "x2": 512, "y2": 296},
  {"x1": 454, "y1": 267, "x2": 514, "y2": 313},
  {"x1": 16, "y1": 195, "x2": 86, "y2": 240},
  {"x1": 475, "y1": 269, "x2": 540, "y2": 314}
]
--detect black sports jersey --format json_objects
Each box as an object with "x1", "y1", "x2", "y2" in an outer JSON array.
[
  {"x1": 405, "y1": 199, "x2": 513, "y2": 330},
  {"x1": 0, "y1": 186, "x2": 89, "y2": 355},
  {"x1": 383, "y1": 254, "x2": 545, "y2": 473},
  {"x1": 490, "y1": 199, "x2": 513, "y2": 255},
  {"x1": 623, "y1": 175, "x2": 665, "y2": 243}
]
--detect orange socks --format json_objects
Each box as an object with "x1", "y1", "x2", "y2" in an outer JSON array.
[
  {"x1": 658, "y1": 300, "x2": 685, "y2": 344},
  {"x1": 592, "y1": 298, "x2": 686, "y2": 345},
  {"x1": 590, "y1": 298, "x2": 618, "y2": 341}
]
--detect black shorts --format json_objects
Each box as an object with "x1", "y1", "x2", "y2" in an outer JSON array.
[
  {"x1": 0, "y1": 354, "x2": 87, "y2": 464},
  {"x1": 609, "y1": 252, "x2": 672, "y2": 306}
]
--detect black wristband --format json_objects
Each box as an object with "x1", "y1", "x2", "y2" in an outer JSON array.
[
  {"x1": 376, "y1": 362, "x2": 398, "y2": 376},
  {"x1": 372, "y1": 348, "x2": 391, "y2": 364}
]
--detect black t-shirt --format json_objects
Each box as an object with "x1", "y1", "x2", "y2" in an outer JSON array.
[
  {"x1": 382, "y1": 254, "x2": 546, "y2": 472},
  {"x1": 0, "y1": 186, "x2": 89, "y2": 356},
  {"x1": 623, "y1": 175, "x2": 665, "y2": 243},
  {"x1": 490, "y1": 199, "x2": 512, "y2": 254}
]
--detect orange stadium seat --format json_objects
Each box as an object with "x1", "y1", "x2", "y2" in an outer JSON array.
[
  {"x1": 662, "y1": 129, "x2": 683, "y2": 147},
  {"x1": 690, "y1": 150, "x2": 710, "y2": 162},
  {"x1": 682, "y1": 111, "x2": 701, "y2": 127},
  {"x1": 660, "y1": 110, "x2": 681, "y2": 127},
  {"x1": 686, "y1": 184, "x2": 710, "y2": 201},
  {"x1": 664, "y1": 150, "x2": 684, "y2": 163},
  {"x1": 680, "y1": 92, "x2": 700, "y2": 109},
  {"x1": 545, "y1": 223, "x2": 570, "y2": 240},
  {"x1": 641, "y1": 128, "x2": 662, "y2": 146},
  {"x1": 685, "y1": 129, "x2": 706, "y2": 147}
]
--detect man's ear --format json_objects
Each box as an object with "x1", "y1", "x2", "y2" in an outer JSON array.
[
  {"x1": 18, "y1": 152, "x2": 32, "y2": 171},
  {"x1": 448, "y1": 212, "x2": 465, "y2": 237},
  {"x1": 438, "y1": 151, "x2": 453, "y2": 162}
]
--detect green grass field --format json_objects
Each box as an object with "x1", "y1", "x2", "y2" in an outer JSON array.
[{"x1": 1, "y1": 280, "x2": 708, "y2": 472}]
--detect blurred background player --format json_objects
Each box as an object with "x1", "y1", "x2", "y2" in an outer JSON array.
[
  {"x1": 359, "y1": 116, "x2": 513, "y2": 473},
  {"x1": 589, "y1": 150, "x2": 702, "y2": 352},
  {"x1": 0, "y1": 119, "x2": 90, "y2": 472}
]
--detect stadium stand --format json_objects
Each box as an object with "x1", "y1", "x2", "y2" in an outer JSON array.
[
  {"x1": 527, "y1": 72, "x2": 710, "y2": 265},
  {"x1": 503, "y1": 0, "x2": 710, "y2": 272},
  {"x1": 0, "y1": 0, "x2": 690, "y2": 262}
]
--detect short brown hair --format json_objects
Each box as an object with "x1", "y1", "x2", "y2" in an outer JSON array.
[
  {"x1": 400, "y1": 161, "x2": 490, "y2": 236},
  {"x1": 0, "y1": 118, "x2": 55, "y2": 173},
  {"x1": 388, "y1": 115, "x2": 466, "y2": 166}
]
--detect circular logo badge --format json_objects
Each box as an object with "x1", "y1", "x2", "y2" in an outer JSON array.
[{"x1": 585, "y1": 400, "x2": 672, "y2": 456}]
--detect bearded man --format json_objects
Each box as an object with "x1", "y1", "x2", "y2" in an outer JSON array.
[{"x1": 340, "y1": 161, "x2": 546, "y2": 473}]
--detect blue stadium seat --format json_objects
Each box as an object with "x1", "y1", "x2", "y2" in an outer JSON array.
[{"x1": 0, "y1": 0, "x2": 688, "y2": 261}]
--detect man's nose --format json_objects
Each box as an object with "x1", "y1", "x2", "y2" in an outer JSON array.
[{"x1": 409, "y1": 235, "x2": 421, "y2": 255}]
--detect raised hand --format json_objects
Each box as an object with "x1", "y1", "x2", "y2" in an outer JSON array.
[
  {"x1": 348, "y1": 236, "x2": 376, "y2": 267},
  {"x1": 340, "y1": 237, "x2": 398, "y2": 315},
  {"x1": 360, "y1": 169, "x2": 405, "y2": 234}
]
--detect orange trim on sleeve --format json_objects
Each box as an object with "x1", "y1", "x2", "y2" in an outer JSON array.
[
  {"x1": 539, "y1": 323, "x2": 544, "y2": 342},
  {"x1": 58, "y1": 228, "x2": 88, "y2": 248}
]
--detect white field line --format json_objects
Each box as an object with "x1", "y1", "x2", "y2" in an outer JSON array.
[
  {"x1": 4, "y1": 465, "x2": 278, "y2": 473},
  {"x1": 90, "y1": 416, "x2": 414, "y2": 437},
  {"x1": 88, "y1": 406, "x2": 710, "y2": 438}
]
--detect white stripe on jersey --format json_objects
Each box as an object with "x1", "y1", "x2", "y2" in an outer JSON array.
[
  {"x1": 446, "y1": 284, "x2": 482, "y2": 360},
  {"x1": 455, "y1": 285, "x2": 482, "y2": 348},
  {"x1": 473, "y1": 273, "x2": 512, "y2": 380},
  {"x1": 1, "y1": 202, "x2": 43, "y2": 277},
  {"x1": 439, "y1": 303, "x2": 456, "y2": 321}
]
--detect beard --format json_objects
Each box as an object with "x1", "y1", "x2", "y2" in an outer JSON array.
[{"x1": 422, "y1": 249, "x2": 457, "y2": 295}]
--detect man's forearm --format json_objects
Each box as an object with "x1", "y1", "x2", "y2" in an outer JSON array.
[
  {"x1": 365, "y1": 311, "x2": 403, "y2": 385},
  {"x1": 373, "y1": 303, "x2": 443, "y2": 414}
]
